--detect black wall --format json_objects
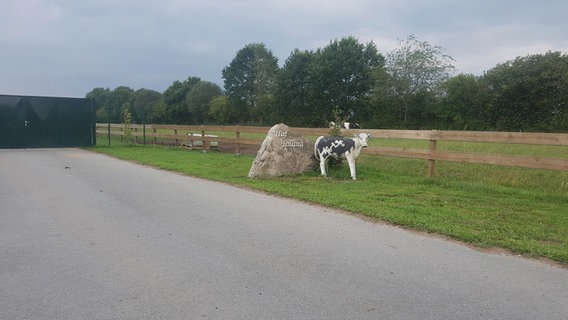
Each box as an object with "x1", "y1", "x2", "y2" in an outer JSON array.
[{"x1": 0, "y1": 95, "x2": 95, "y2": 148}]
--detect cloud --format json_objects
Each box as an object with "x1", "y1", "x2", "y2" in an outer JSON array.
[{"x1": 0, "y1": 0, "x2": 567, "y2": 97}]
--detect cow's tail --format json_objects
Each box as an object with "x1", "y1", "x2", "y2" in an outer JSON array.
[{"x1": 314, "y1": 136, "x2": 324, "y2": 160}]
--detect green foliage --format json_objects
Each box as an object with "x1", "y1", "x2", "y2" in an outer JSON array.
[
  {"x1": 132, "y1": 88, "x2": 162, "y2": 124},
  {"x1": 482, "y1": 51, "x2": 568, "y2": 132},
  {"x1": 86, "y1": 87, "x2": 111, "y2": 121},
  {"x1": 185, "y1": 81, "x2": 223, "y2": 124},
  {"x1": 274, "y1": 49, "x2": 314, "y2": 126},
  {"x1": 85, "y1": 37, "x2": 568, "y2": 132},
  {"x1": 91, "y1": 144, "x2": 568, "y2": 265},
  {"x1": 222, "y1": 43, "x2": 279, "y2": 123},
  {"x1": 209, "y1": 96, "x2": 233, "y2": 124},
  {"x1": 439, "y1": 74, "x2": 490, "y2": 130},
  {"x1": 253, "y1": 94, "x2": 278, "y2": 125},
  {"x1": 329, "y1": 107, "x2": 347, "y2": 136},
  {"x1": 122, "y1": 103, "x2": 133, "y2": 144},
  {"x1": 383, "y1": 34, "x2": 456, "y2": 128},
  {"x1": 162, "y1": 77, "x2": 201, "y2": 124},
  {"x1": 327, "y1": 107, "x2": 348, "y2": 167},
  {"x1": 104, "y1": 86, "x2": 134, "y2": 123},
  {"x1": 308, "y1": 36, "x2": 384, "y2": 126},
  {"x1": 386, "y1": 34, "x2": 456, "y2": 94},
  {"x1": 273, "y1": 37, "x2": 383, "y2": 127}
]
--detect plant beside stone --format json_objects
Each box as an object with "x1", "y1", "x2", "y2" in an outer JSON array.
[
  {"x1": 327, "y1": 107, "x2": 348, "y2": 167},
  {"x1": 122, "y1": 103, "x2": 133, "y2": 144}
]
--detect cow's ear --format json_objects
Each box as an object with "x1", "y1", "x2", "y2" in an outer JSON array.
[{"x1": 367, "y1": 133, "x2": 372, "y2": 137}]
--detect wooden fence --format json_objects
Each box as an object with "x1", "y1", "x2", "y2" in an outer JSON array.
[{"x1": 96, "y1": 123, "x2": 568, "y2": 177}]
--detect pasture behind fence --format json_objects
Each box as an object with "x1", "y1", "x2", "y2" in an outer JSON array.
[{"x1": 96, "y1": 123, "x2": 568, "y2": 177}]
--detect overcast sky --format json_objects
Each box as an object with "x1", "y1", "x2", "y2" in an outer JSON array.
[{"x1": 1, "y1": 0, "x2": 566, "y2": 98}]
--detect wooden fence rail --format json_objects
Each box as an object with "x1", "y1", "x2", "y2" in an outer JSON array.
[{"x1": 96, "y1": 124, "x2": 568, "y2": 177}]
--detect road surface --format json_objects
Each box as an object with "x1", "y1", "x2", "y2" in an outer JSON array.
[{"x1": 1, "y1": 148, "x2": 566, "y2": 319}]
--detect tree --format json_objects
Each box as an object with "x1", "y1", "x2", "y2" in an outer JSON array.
[
  {"x1": 86, "y1": 87, "x2": 111, "y2": 122},
  {"x1": 253, "y1": 94, "x2": 278, "y2": 125},
  {"x1": 105, "y1": 86, "x2": 134, "y2": 123},
  {"x1": 150, "y1": 99, "x2": 168, "y2": 124},
  {"x1": 132, "y1": 88, "x2": 162, "y2": 124},
  {"x1": 209, "y1": 96, "x2": 233, "y2": 124},
  {"x1": 366, "y1": 66, "x2": 400, "y2": 128},
  {"x1": 163, "y1": 76, "x2": 201, "y2": 124},
  {"x1": 185, "y1": 81, "x2": 223, "y2": 124},
  {"x1": 122, "y1": 102, "x2": 133, "y2": 144},
  {"x1": 482, "y1": 51, "x2": 568, "y2": 132},
  {"x1": 274, "y1": 49, "x2": 314, "y2": 126},
  {"x1": 439, "y1": 74, "x2": 490, "y2": 130},
  {"x1": 384, "y1": 34, "x2": 456, "y2": 128},
  {"x1": 307, "y1": 36, "x2": 384, "y2": 126},
  {"x1": 222, "y1": 43, "x2": 279, "y2": 123}
]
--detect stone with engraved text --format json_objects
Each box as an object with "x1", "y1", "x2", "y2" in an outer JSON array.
[{"x1": 248, "y1": 123, "x2": 317, "y2": 179}]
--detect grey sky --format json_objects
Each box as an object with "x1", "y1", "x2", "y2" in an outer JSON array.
[{"x1": 1, "y1": 0, "x2": 566, "y2": 97}]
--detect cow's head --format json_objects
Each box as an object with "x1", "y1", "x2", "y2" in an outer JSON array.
[{"x1": 355, "y1": 133, "x2": 371, "y2": 147}]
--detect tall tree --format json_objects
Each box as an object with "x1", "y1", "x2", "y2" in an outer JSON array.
[
  {"x1": 435, "y1": 74, "x2": 493, "y2": 130},
  {"x1": 482, "y1": 51, "x2": 568, "y2": 132},
  {"x1": 253, "y1": 94, "x2": 278, "y2": 125},
  {"x1": 132, "y1": 88, "x2": 162, "y2": 124},
  {"x1": 274, "y1": 49, "x2": 314, "y2": 126},
  {"x1": 185, "y1": 81, "x2": 223, "y2": 124},
  {"x1": 86, "y1": 87, "x2": 111, "y2": 122},
  {"x1": 209, "y1": 96, "x2": 233, "y2": 124},
  {"x1": 307, "y1": 36, "x2": 384, "y2": 126},
  {"x1": 384, "y1": 34, "x2": 456, "y2": 128},
  {"x1": 222, "y1": 43, "x2": 279, "y2": 123},
  {"x1": 105, "y1": 86, "x2": 134, "y2": 123},
  {"x1": 366, "y1": 67, "x2": 401, "y2": 129},
  {"x1": 439, "y1": 74, "x2": 490, "y2": 130},
  {"x1": 162, "y1": 76, "x2": 201, "y2": 124}
]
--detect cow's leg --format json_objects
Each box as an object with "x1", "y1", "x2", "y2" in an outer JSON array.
[
  {"x1": 319, "y1": 155, "x2": 328, "y2": 176},
  {"x1": 346, "y1": 154, "x2": 357, "y2": 180}
]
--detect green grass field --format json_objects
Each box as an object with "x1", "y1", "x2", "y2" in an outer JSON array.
[{"x1": 90, "y1": 141, "x2": 568, "y2": 265}]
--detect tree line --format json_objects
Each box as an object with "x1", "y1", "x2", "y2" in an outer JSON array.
[{"x1": 87, "y1": 35, "x2": 568, "y2": 132}]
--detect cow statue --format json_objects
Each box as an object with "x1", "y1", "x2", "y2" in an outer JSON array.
[{"x1": 314, "y1": 133, "x2": 371, "y2": 180}]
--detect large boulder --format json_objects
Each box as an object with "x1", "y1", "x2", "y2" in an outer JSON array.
[{"x1": 248, "y1": 123, "x2": 317, "y2": 179}]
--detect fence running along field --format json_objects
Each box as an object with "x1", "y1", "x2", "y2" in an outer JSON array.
[{"x1": 96, "y1": 123, "x2": 568, "y2": 178}]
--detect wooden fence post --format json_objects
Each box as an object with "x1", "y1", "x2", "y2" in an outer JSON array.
[
  {"x1": 235, "y1": 125, "x2": 240, "y2": 155},
  {"x1": 201, "y1": 126, "x2": 209, "y2": 152},
  {"x1": 174, "y1": 128, "x2": 178, "y2": 146},
  {"x1": 152, "y1": 127, "x2": 157, "y2": 145},
  {"x1": 187, "y1": 133, "x2": 194, "y2": 149},
  {"x1": 428, "y1": 136, "x2": 437, "y2": 178}
]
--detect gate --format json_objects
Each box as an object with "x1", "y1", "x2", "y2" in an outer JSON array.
[{"x1": 0, "y1": 95, "x2": 95, "y2": 148}]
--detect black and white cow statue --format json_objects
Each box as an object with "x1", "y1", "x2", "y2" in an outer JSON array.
[{"x1": 314, "y1": 133, "x2": 371, "y2": 180}]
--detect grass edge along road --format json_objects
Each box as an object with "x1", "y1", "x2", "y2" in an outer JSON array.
[{"x1": 89, "y1": 144, "x2": 568, "y2": 266}]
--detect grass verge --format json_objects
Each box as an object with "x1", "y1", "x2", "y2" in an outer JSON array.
[{"x1": 89, "y1": 144, "x2": 568, "y2": 266}]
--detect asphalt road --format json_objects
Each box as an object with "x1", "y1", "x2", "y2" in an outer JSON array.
[{"x1": 1, "y1": 148, "x2": 566, "y2": 320}]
